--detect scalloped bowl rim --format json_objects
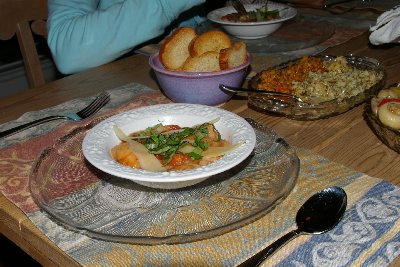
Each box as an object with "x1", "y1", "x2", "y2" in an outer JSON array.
[
  {"x1": 82, "y1": 103, "x2": 257, "y2": 184},
  {"x1": 149, "y1": 52, "x2": 252, "y2": 77}
]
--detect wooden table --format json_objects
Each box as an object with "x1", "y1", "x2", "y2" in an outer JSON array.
[{"x1": 1, "y1": 30, "x2": 400, "y2": 266}]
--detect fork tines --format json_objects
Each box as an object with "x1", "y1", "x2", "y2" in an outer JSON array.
[{"x1": 78, "y1": 92, "x2": 110, "y2": 118}]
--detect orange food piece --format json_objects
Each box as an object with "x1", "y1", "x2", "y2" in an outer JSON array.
[
  {"x1": 256, "y1": 56, "x2": 325, "y2": 94},
  {"x1": 169, "y1": 154, "x2": 191, "y2": 167},
  {"x1": 110, "y1": 142, "x2": 140, "y2": 168}
]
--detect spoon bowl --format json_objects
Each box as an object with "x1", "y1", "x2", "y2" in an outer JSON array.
[
  {"x1": 239, "y1": 186, "x2": 347, "y2": 266},
  {"x1": 297, "y1": 186, "x2": 347, "y2": 234}
]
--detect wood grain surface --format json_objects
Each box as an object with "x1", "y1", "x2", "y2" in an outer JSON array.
[{"x1": 0, "y1": 30, "x2": 399, "y2": 266}]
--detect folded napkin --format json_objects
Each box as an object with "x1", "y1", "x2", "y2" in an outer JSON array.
[
  {"x1": 0, "y1": 83, "x2": 399, "y2": 267},
  {"x1": 370, "y1": 5, "x2": 400, "y2": 45}
]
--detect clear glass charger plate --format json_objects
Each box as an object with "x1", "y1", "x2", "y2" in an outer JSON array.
[
  {"x1": 29, "y1": 117, "x2": 299, "y2": 244},
  {"x1": 248, "y1": 55, "x2": 386, "y2": 120}
]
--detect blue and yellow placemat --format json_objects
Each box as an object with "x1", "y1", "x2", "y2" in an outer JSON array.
[{"x1": 0, "y1": 83, "x2": 399, "y2": 266}]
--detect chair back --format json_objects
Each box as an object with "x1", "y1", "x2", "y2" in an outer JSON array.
[{"x1": 0, "y1": 0, "x2": 48, "y2": 88}]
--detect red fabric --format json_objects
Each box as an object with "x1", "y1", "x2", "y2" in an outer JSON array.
[{"x1": 0, "y1": 91, "x2": 169, "y2": 213}]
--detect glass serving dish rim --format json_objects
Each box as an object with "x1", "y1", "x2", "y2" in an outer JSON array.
[{"x1": 247, "y1": 54, "x2": 386, "y2": 120}]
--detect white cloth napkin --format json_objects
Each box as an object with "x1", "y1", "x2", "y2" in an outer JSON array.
[{"x1": 369, "y1": 5, "x2": 400, "y2": 45}]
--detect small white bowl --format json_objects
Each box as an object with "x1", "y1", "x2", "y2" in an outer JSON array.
[
  {"x1": 207, "y1": 2, "x2": 297, "y2": 39},
  {"x1": 82, "y1": 104, "x2": 256, "y2": 189}
]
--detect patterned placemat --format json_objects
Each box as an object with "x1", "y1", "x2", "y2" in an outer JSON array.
[{"x1": 0, "y1": 83, "x2": 399, "y2": 266}]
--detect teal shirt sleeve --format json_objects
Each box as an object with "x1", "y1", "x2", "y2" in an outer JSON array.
[{"x1": 47, "y1": 0, "x2": 205, "y2": 74}]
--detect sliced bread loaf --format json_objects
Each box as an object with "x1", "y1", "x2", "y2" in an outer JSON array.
[
  {"x1": 219, "y1": 41, "x2": 247, "y2": 70},
  {"x1": 189, "y1": 30, "x2": 232, "y2": 57},
  {"x1": 159, "y1": 27, "x2": 197, "y2": 70},
  {"x1": 181, "y1": 51, "x2": 220, "y2": 72}
]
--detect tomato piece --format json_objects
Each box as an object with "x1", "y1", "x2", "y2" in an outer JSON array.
[
  {"x1": 377, "y1": 98, "x2": 400, "y2": 107},
  {"x1": 169, "y1": 154, "x2": 191, "y2": 167},
  {"x1": 166, "y1": 125, "x2": 181, "y2": 131}
]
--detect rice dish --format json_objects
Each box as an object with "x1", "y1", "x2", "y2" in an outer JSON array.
[{"x1": 292, "y1": 56, "x2": 384, "y2": 102}]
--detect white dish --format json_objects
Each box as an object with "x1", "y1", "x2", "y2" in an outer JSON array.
[
  {"x1": 207, "y1": 2, "x2": 297, "y2": 39},
  {"x1": 82, "y1": 103, "x2": 256, "y2": 189}
]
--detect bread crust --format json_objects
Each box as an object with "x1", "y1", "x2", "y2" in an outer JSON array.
[
  {"x1": 159, "y1": 27, "x2": 197, "y2": 70},
  {"x1": 158, "y1": 27, "x2": 248, "y2": 72},
  {"x1": 189, "y1": 30, "x2": 232, "y2": 58},
  {"x1": 181, "y1": 51, "x2": 221, "y2": 72},
  {"x1": 219, "y1": 41, "x2": 247, "y2": 70}
]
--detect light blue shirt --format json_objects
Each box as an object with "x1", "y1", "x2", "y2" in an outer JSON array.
[{"x1": 47, "y1": 0, "x2": 206, "y2": 74}]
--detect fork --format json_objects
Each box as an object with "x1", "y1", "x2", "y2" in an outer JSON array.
[{"x1": 0, "y1": 92, "x2": 110, "y2": 138}]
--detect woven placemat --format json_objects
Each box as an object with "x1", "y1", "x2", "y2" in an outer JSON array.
[{"x1": 0, "y1": 83, "x2": 399, "y2": 266}]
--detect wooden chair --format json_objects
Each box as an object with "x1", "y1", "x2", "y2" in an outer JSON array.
[{"x1": 0, "y1": 0, "x2": 48, "y2": 88}]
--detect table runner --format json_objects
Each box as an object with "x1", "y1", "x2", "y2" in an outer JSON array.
[{"x1": 0, "y1": 83, "x2": 399, "y2": 266}]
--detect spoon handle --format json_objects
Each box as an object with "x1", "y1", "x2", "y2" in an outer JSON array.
[
  {"x1": 239, "y1": 229, "x2": 301, "y2": 267},
  {"x1": 219, "y1": 84, "x2": 303, "y2": 102}
]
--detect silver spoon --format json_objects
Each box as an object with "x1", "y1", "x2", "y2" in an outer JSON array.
[
  {"x1": 239, "y1": 186, "x2": 347, "y2": 267},
  {"x1": 219, "y1": 84, "x2": 304, "y2": 102}
]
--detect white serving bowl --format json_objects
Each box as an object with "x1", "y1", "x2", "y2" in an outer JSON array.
[
  {"x1": 207, "y1": 2, "x2": 297, "y2": 39},
  {"x1": 82, "y1": 103, "x2": 256, "y2": 189}
]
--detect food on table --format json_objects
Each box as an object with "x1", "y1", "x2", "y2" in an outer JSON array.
[
  {"x1": 221, "y1": 5, "x2": 281, "y2": 22},
  {"x1": 158, "y1": 27, "x2": 197, "y2": 70},
  {"x1": 254, "y1": 56, "x2": 324, "y2": 94},
  {"x1": 378, "y1": 102, "x2": 400, "y2": 129},
  {"x1": 371, "y1": 85, "x2": 400, "y2": 130},
  {"x1": 188, "y1": 30, "x2": 232, "y2": 57},
  {"x1": 111, "y1": 121, "x2": 237, "y2": 172},
  {"x1": 252, "y1": 56, "x2": 384, "y2": 103},
  {"x1": 159, "y1": 27, "x2": 248, "y2": 72},
  {"x1": 180, "y1": 51, "x2": 221, "y2": 72},
  {"x1": 219, "y1": 41, "x2": 248, "y2": 70}
]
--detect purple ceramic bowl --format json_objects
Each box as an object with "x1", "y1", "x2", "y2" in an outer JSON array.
[{"x1": 149, "y1": 52, "x2": 251, "y2": 106}]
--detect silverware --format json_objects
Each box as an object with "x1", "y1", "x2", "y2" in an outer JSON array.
[
  {"x1": 232, "y1": 0, "x2": 248, "y2": 16},
  {"x1": 219, "y1": 84, "x2": 304, "y2": 102},
  {"x1": 239, "y1": 186, "x2": 347, "y2": 267},
  {"x1": 0, "y1": 92, "x2": 110, "y2": 138}
]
